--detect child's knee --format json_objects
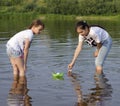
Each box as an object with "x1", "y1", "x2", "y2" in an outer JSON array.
[{"x1": 12, "y1": 65, "x2": 18, "y2": 72}]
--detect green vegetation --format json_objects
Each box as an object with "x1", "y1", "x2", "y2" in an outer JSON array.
[{"x1": 0, "y1": 0, "x2": 120, "y2": 16}]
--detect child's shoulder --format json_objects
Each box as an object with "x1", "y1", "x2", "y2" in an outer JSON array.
[
  {"x1": 22, "y1": 29, "x2": 32, "y2": 33},
  {"x1": 90, "y1": 25, "x2": 105, "y2": 30},
  {"x1": 18, "y1": 29, "x2": 33, "y2": 35}
]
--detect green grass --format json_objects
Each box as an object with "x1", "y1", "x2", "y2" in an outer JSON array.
[
  {"x1": 76, "y1": 15, "x2": 120, "y2": 21},
  {"x1": 37, "y1": 14, "x2": 76, "y2": 20},
  {"x1": 37, "y1": 14, "x2": 120, "y2": 21},
  {"x1": 0, "y1": 13, "x2": 120, "y2": 21}
]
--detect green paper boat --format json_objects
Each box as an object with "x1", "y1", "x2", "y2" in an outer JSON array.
[{"x1": 52, "y1": 72, "x2": 64, "y2": 80}]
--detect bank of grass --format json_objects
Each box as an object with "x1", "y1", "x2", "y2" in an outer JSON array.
[
  {"x1": 0, "y1": 13, "x2": 120, "y2": 21},
  {"x1": 37, "y1": 14, "x2": 76, "y2": 20},
  {"x1": 38, "y1": 14, "x2": 120, "y2": 21},
  {"x1": 76, "y1": 15, "x2": 120, "y2": 21}
]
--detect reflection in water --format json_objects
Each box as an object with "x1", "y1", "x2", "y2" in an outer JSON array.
[
  {"x1": 68, "y1": 72, "x2": 87, "y2": 106},
  {"x1": 7, "y1": 75, "x2": 32, "y2": 106},
  {"x1": 87, "y1": 73, "x2": 113, "y2": 106},
  {"x1": 68, "y1": 72, "x2": 112, "y2": 106}
]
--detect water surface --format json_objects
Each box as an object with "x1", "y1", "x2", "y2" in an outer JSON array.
[{"x1": 0, "y1": 17, "x2": 120, "y2": 106}]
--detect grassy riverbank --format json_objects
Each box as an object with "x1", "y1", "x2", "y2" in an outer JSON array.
[
  {"x1": 76, "y1": 15, "x2": 120, "y2": 21},
  {"x1": 0, "y1": 13, "x2": 120, "y2": 21},
  {"x1": 36, "y1": 14, "x2": 120, "y2": 21}
]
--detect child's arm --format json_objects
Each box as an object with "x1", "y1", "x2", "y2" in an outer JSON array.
[
  {"x1": 24, "y1": 38, "x2": 31, "y2": 71},
  {"x1": 97, "y1": 42, "x2": 102, "y2": 50},
  {"x1": 94, "y1": 43, "x2": 102, "y2": 57},
  {"x1": 68, "y1": 41, "x2": 83, "y2": 70}
]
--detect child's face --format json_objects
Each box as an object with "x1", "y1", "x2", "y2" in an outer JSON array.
[
  {"x1": 32, "y1": 25, "x2": 44, "y2": 35},
  {"x1": 77, "y1": 27, "x2": 89, "y2": 37}
]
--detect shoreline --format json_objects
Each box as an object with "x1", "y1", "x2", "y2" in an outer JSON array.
[{"x1": 0, "y1": 13, "x2": 120, "y2": 21}]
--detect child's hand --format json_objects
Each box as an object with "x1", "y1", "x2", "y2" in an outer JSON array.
[
  {"x1": 68, "y1": 63, "x2": 74, "y2": 75},
  {"x1": 67, "y1": 69, "x2": 72, "y2": 76},
  {"x1": 68, "y1": 63, "x2": 74, "y2": 70},
  {"x1": 94, "y1": 50, "x2": 99, "y2": 57}
]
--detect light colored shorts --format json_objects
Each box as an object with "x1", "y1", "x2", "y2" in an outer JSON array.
[
  {"x1": 95, "y1": 36, "x2": 112, "y2": 67},
  {"x1": 6, "y1": 45, "x2": 23, "y2": 58}
]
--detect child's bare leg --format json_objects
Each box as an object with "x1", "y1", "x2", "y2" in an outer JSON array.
[
  {"x1": 96, "y1": 66, "x2": 103, "y2": 74},
  {"x1": 14, "y1": 57, "x2": 25, "y2": 77},
  {"x1": 10, "y1": 58, "x2": 19, "y2": 76}
]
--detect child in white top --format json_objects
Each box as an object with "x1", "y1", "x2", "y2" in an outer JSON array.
[
  {"x1": 68, "y1": 21, "x2": 112, "y2": 75},
  {"x1": 6, "y1": 19, "x2": 44, "y2": 77}
]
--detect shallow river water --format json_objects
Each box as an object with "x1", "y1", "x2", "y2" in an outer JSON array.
[{"x1": 0, "y1": 18, "x2": 120, "y2": 106}]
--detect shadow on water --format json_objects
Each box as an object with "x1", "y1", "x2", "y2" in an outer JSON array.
[
  {"x1": 68, "y1": 72, "x2": 112, "y2": 106},
  {"x1": 7, "y1": 75, "x2": 32, "y2": 106}
]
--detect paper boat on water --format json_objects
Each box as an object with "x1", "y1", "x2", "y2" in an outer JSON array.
[{"x1": 52, "y1": 72, "x2": 64, "y2": 80}]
